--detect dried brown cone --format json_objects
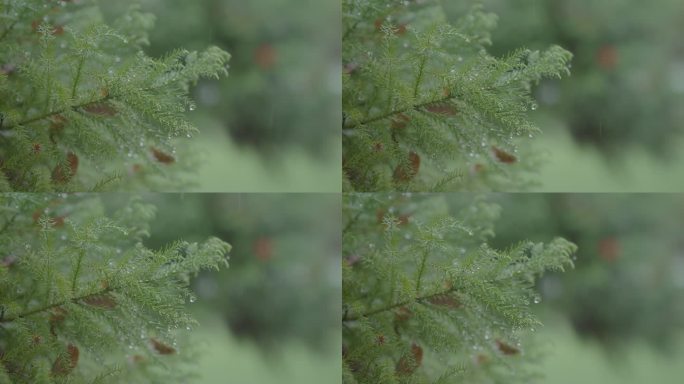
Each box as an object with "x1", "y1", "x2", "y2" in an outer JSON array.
[
  {"x1": 149, "y1": 337, "x2": 176, "y2": 355},
  {"x1": 395, "y1": 343, "x2": 423, "y2": 376},
  {"x1": 51, "y1": 343, "x2": 79, "y2": 376}
]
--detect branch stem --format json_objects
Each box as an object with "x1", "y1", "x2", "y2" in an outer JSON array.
[
  {"x1": 343, "y1": 94, "x2": 454, "y2": 130},
  {"x1": 343, "y1": 286, "x2": 457, "y2": 322},
  {"x1": 1, "y1": 94, "x2": 111, "y2": 131},
  {"x1": 0, "y1": 286, "x2": 113, "y2": 323}
]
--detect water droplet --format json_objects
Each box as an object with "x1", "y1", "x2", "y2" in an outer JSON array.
[
  {"x1": 533, "y1": 296, "x2": 541, "y2": 304},
  {"x1": 189, "y1": 105, "x2": 195, "y2": 111},
  {"x1": 189, "y1": 297, "x2": 195, "y2": 303},
  {"x1": 186, "y1": 133, "x2": 192, "y2": 138}
]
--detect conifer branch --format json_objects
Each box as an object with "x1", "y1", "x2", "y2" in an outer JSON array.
[
  {"x1": 343, "y1": 94, "x2": 454, "y2": 130},
  {"x1": 343, "y1": 285, "x2": 458, "y2": 322},
  {"x1": 342, "y1": 0, "x2": 572, "y2": 191},
  {"x1": 343, "y1": 194, "x2": 576, "y2": 382},
  {"x1": 1, "y1": 94, "x2": 112, "y2": 131},
  {"x1": 0, "y1": 286, "x2": 114, "y2": 323}
]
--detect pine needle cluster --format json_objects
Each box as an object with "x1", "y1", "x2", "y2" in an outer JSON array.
[
  {"x1": 342, "y1": 194, "x2": 576, "y2": 383},
  {"x1": 342, "y1": 0, "x2": 572, "y2": 191},
  {"x1": 0, "y1": 0, "x2": 230, "y2": 191},
  {"x1": 0, "y1": 194, "x2": 231, "y2": 383}
]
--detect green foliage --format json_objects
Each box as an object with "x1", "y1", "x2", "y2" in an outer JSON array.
[
  {"x1": 342, "y1": 194, "x2": 576, "y2": 383},
  {"x1": 0, "y1": 194, "x2": 231, "y2": 383},
  {"x1": 342, "y1": 0, "x2": 572, "y2": 191},
  {"x1": 0, "y1": 0, "x2": 230, "y2": 191},
  {"x1": 123, "y1": 0, "x2": 341, "y2": 157},
  {"x1": 489, "y1": 194, "x2": 684, "y2": 350},
  {"x1": 481, "y1": 0, "x2": 684, "y2": 156},
  {"x1": 142, "y1": 194, "x2": 341, "y2": 351}
]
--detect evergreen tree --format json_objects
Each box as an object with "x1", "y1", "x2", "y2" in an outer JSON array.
[
  {"x1": 0, "y1": 194, "x2": 231, "y2": 383},
  {"x1": 0, "y1": 0, "x2": 230, "y2": 191},
  {"x1": 342, "y1": 0, "x2": 572, "y2": 191},
  {"x1": 342, "y1": 194, "x2": 576, "y2": 383}
]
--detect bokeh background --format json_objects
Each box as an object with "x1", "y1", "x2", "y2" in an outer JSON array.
[
  {"x1": 444, "y1": 0, "x2": 684, "y2": 191},
  {"x1": 101, "y1": 0, "x2": 341, "y2": 192},
  {"x1": 445, "y1": 194, "x2": 684, "y2": 383},
  {"x1": 119, "y1": 194, "x2": 341, "y2": 383}
]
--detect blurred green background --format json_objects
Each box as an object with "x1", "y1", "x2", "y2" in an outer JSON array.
[
  {"x1": 120, "y1": 194, "x2": 341, "y2": 382},
  {"x1": 101, "y1": 0, "x2": 341, "y2": 192},
  {"x1": 446, "y1": 194, "x2": 684, "y2": 382},
  {"x1": 444, "y1": 0, "x2": 684, "y2": 191}
]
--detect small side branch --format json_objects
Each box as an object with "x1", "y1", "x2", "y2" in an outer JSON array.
[
  {"x1": 415, "y1": 248, "x2": 430, "y2": 295},
  {"x1": 71, "y1": 249, "x2": 86, "y2": 293},
  {"x1": 71, "y1": 56, "x2": 86, "y2": 99}
]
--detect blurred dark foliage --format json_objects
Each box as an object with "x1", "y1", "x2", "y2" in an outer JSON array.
[
  {"x1": 137, "y1": 194, "x2": 341, "y2": 352},
  {"x1": 102, "y1": 0, "x2": 340, "y2": 156},
  {"x1": 449, "y1": 0, "x2": 684, "y2": 156},
  {"x1": 478, "y1": 194, "x2": 684, "y2": 351}
]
